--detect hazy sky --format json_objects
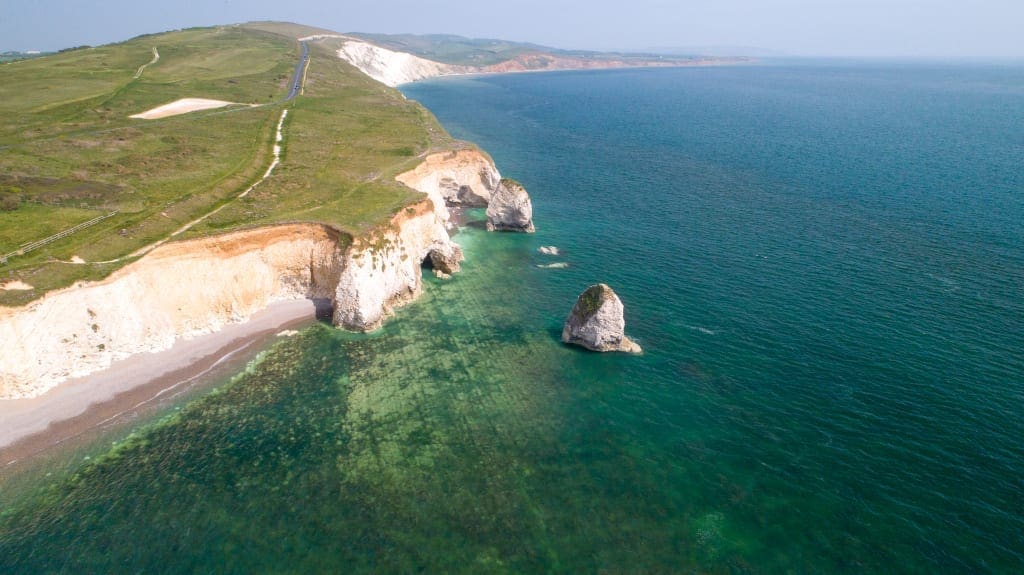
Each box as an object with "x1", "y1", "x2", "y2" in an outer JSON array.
[{"x1": 3, "y1": 0, "x2": 1023, "y2": 58}]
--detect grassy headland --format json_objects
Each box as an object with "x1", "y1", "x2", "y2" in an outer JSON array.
[{"x1": 0, "y1": 23, "x2": 452, "y2": 306}]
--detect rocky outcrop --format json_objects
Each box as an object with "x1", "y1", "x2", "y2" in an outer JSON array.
[
  {"x1": 486, "y1": 179, "x2": 535, "y2": 233},
  {"x1": 332, "y1": 199, "x2": 462, "y2": 331},
  {"x1": 0, "y1": 199, "x2": 461, "y2": 399},
  {"x1": 396, "y1": 149, "x2": 501, "y2": 223},
  {"x1": 337, "y1": 40, "x2": 471, "y2": 87},
  {"x1": 429, "y1": 243, "x2": 464, "y2": 278},
  {"x1": 562, "y1": 284, "x2": 642, "y2": 353}
]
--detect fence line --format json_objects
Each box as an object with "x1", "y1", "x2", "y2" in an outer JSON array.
[{"x1": 2, "y1": 210, "x2": 118, "y2": 265}]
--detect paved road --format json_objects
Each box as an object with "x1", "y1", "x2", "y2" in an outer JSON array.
[{"x1": 285, "y1": 41, "x2": 310, "y2": 102}]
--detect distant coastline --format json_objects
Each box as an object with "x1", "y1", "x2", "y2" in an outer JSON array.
[{"x1": 335, "y1": 36, "x2": 750, "y2": 87}]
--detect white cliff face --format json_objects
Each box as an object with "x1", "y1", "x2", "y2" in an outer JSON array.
[
  {"x1": 333, "y1": 200, "x2": 462, "y2": 331},
  {"x1": 396, "y1": 150, "x2": 502, "y2": 223},
  {"x1": 562, "y1": 284, "x2": 642, "y2": 353},
  {"x1": 486, "y1": 179, "x2": 536, "y2": 233},
  {"x1": 337, "y1": 41, "x2": 468, "y2": 87},
  {"x1": 0, "y1": 199, "x2": 461, "y2": 399},
  {"x1": 0, "y1": 225, "x2": 346, "y2": 399}
]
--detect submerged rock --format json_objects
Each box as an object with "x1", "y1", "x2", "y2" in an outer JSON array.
[
  {"x1": 538, "y1": 245, "x2": 560, "y2": 255},
  {"x1": 486, "y1": 178, "x2": 535, "y2": 233},
  {"x1": 562, "y1": 284, "x2": 642, "y2": 353}
]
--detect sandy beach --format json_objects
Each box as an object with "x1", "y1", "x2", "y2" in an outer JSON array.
[{"x1": 0, "y1": 299, "x2": 319, "y2": 466}]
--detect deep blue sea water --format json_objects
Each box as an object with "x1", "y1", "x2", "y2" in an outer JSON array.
[{"x1": 1, "y1": 62, "x2": 1022, "y2": 573}]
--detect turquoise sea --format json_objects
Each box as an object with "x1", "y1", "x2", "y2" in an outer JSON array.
[{"x1": 1, "y1": 62, "x2": 1022, "y2": 573}]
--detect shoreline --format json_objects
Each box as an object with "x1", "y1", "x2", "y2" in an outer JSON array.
[
  {"x1": 390, "y1": 60, "x2": 754, "y2": 90},
  {"x1": 0, "y1": 299, "x2": 320, "y2": 467}
]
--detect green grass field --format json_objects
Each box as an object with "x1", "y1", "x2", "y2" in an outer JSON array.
[{"x1": 0, "y1": 22, "x2": 454, "y2": 306}]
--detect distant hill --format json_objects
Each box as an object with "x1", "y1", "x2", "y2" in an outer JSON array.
[
  {"x1": 344, "y1": 33, "x2": 548, "y2": 67},
  {"x1": 0, "y1": 50, "x2": 49, "y2": 63},
  {"x1": 642, "y1": 45, "x2": 789, "y2": 58},
  {"x1": 344, "y1": 32, "x2": 722, "y2": 68}
]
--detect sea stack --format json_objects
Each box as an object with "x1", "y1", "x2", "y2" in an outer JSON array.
[
  {"x1": 562, "y1": 284, "x2": 642, "y2": 353},
  {"x1": 486, "y1": 178, "x2": 535, "y2": 233}
]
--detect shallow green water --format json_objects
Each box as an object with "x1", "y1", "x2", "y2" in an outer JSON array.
[
  {"x1": 2, "y1": 63, "x2": 1023, "y2": 573},
  {"x1": 2, "y1": 223, "x2": 707, "y2": 572}
]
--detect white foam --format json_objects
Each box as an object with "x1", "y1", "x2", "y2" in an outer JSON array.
[{"x1": 686, "y1": 325, "x2": 717, "y2": 336}]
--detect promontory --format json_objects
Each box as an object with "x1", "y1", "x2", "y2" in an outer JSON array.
[{"x1": 0, "y1": 22, "x2": 719, "y2": 428}]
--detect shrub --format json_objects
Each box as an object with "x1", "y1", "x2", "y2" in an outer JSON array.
[{"x1": 0, "y1": 194, "x2": 20, "y2": 211}]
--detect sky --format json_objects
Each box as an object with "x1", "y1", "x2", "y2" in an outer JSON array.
[{"x1": 2, "y1": 0, "x2": 1023, "y2": 59}]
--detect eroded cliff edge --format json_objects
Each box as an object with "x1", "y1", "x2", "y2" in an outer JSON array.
[
  {"x1": 337, "y1": 40, "x2": 473, "y2": 87},
  {"x1": 332, "y1": 199, "x2": 463, "y2": 331},
  {"x1": 395, "y1": 149, "x2": 501, "y2": 222},
  {"x1": 0, "y1": 195, "x2": 465, "y2": 400}
]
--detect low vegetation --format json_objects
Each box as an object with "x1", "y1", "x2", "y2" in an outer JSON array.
[
  {"x1": 192, "y1": 37, "x2": 449, "y2": 237},
  {"x1": 576, "y1": 284, "x2": 610, "y2": 318},
  {"x1": 0, "y1": 22, "x2": 453, "y2": 306}
]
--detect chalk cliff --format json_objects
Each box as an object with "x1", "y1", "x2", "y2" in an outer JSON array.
[
  {"x1": 336, "y1": 38, "x2": 737, "y2": 88},
  {"x1": 396, "y1": 149, "x2": 502, "y2": 223},
  {"x1": 562, "y1": 284, "x2": 642, "y2": 353},
  {"x1": 337, "y1": 40, "x2": 470, "y2": 87},
  {"x1": 0, "y1": 198, "x2": 461, "y2": 399},
  {"x1": 0, "y1": 225, "x2": 341, "y2": 399},
  {"x1": 486, "y1": 179, "x2": 535, "y2": 233},
  {"x1": 332, "y1": 199, "x2": 462, "y2": 331}
]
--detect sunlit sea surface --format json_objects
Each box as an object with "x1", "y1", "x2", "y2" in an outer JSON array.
[{"x1": 1, "y1": 62, "x2": 1022, "y2": 573}]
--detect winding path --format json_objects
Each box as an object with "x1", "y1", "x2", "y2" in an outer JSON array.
[
  {"x1": 134, "y1": 39, "x2": 312, "y2": 251},
  {"x1": 124, "y1": 108, "x2": 290, "y2": 260},
  {"x1": 133, "y1": 47, "x2": 160, "y2": 79},
  {"x1": 54, "y1": 39, "x2": 311, "y2": 266},
  {"x1": 148, "y1": 39, "x2": 311, "y2": 243}
]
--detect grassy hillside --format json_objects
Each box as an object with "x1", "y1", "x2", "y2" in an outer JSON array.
[
  {"x1": 192, "y1": 35, "x2": 451, "y2": 237},
  {"x1": 0, "y1": 23, "x2": 452, "y2": 306},
  {"x1": 243, "y1": 21, "x2": 340, "y2": 40}
]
